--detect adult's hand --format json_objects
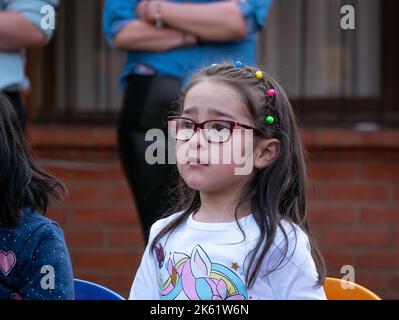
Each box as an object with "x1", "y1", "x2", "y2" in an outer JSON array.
[
  {"x1": 135, "y1": 0, "x2": 247, "y2": 42},
  {"x1": 114, "y1": 20, "x2": 197, "y2": 51}
]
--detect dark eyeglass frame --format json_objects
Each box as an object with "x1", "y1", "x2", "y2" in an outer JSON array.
[{"x1": 167, "y1": 116, "x2": 261, "y2": 143}]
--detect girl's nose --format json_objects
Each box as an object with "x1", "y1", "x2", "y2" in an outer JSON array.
[{"x1": 188, "y1": 128, "x2": 207, "y2": 149}]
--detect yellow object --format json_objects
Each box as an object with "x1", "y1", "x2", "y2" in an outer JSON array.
[
  {"x1": 255, "y1": 71, "x2": 263, "y2": 79},
  {"x1": 323, "y1": 277, "x2": 381, "y2": 300}
]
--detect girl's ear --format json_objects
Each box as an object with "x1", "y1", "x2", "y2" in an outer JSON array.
[{"x1": 253, "y1": 138, "x2": 280, "y2": 170}]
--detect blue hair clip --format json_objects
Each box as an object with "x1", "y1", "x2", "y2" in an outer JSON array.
[{"x1": 234, "y1": 60, "x2": 243, "y2": 68}]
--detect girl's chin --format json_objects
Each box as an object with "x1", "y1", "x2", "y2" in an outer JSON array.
[
  {"x1": 185, "y1": 180, "x2": 208, "y2": 191},
  {"x1": 183, "y1": 177, "x2": 217, "y2": 192}
]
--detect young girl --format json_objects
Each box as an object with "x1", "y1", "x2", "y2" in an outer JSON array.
[
  {"x1": 129, "y1": 62, "x2": 327, "y2": 300},
  {"x1": 0, "y1": 92, "x2": 74, "y2": 300}
]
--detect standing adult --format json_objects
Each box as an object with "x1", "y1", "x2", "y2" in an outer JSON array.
[
  {"x1": 0, "y1": 0, "x2": 59, "y2": 131},
  {"x1": 103, "y1": 0, "x2": 273, "y2": 241}
]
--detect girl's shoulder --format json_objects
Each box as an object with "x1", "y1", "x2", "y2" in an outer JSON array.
[
  {"x1": 20, "y1": 208, "x2": 63, "y2": 233},
  {"x1": 268, "y1": 219, "x2": 312, "y2": 269},
  {"x1": 275, "y1": 220, "x2": 310, "y2": 245},
  {"x1": 149, "y1": 211, "x2": 185, "y2": 240},
  {"x1": 1, "y1": 208, "x2": 65, "y2": 247}
]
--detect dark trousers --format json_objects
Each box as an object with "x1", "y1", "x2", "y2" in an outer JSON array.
[
  {"x1": 118, "y1": 74, "x2": 182, "y2": 242},
  {"x1": 3, "y1": 91, "x2": 27, "y2": 131}
]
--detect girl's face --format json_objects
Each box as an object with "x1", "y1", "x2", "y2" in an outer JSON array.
[{"x1": 175, "y1": 80, "x2": 257, "y2": 193}]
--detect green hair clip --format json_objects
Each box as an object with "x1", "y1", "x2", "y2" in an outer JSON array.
[{"x1": 264, "y1": 116, "x2": 275, "y2": 125}]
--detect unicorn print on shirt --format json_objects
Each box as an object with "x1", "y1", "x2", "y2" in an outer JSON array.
[{"x1": 154, "y1": 244, "x2": 248, "y2": 300}]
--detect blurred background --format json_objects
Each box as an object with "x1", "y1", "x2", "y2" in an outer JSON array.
[{"x1": 21, "y1": 0, "x2": 399, "y2": 298}]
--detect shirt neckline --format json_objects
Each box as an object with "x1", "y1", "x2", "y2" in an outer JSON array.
[{"x1": 186, "y1": 211, "x2": 253, "y2": 231}]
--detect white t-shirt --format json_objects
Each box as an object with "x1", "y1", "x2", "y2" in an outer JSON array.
[{"x1": 129, "y1": 212, "x2": 326, "y2": 300}]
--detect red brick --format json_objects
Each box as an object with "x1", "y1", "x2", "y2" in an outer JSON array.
[
  {"x1": 360, "y1": 208, "x2": 399, "y2": 224},
  {"x1": 46, "y1": 206, "x2": 69, "y2": 226},
  {"x1": 323, "y1": 251, "x2": 354, "y2": 269},
  {"x1": 66, "y1": 186, "x2": 107, "y2": 204},
  {"x1": 71, "y1": 250, "x2": 141, "y2": 270},
  {"x1": 72, "y1": 168, "x2": 125, "y2": 182},
  {"x1": 70, "y1": 128, "x2": 95, "y2": 147},
  {"x1": 314, "y1": 129, "x2": 361, "y2": 148},
  {"x1": 355, "y1": 274, "x2": 389, "y2": 291},
  {"x1": 313, "y1": 149, "x2": 399, "y2": 162},
  {"x1": 395, "y1": 229, "x2": 399, "y2": 245},
  {"x1": 73, "y1": 272, "x2": 102, "y2": 284},
  {"x1": 72, "y1": 208, "x2": 138, "y2": 225},
  {"x1": 92, "y1": 128, "x2": 117, "y2": 147},
  {"x1": 360, "y1": 130, "x2": 399, "y2": 148},
  {"x1": 309, "y1": 163, "x2": 358, "y2": 181},
  {"x1": 320, "y1": 228, "x2": 390, "y2": 246},
  {"x1": 306, "y1": 185, "x2": 317, "y2": 202},
  {"x1": 107, "y1": 228, "x2": 145, "y2": 247},
  {"x1": 27, "y1": 126, "x2": 49, "y2": 145},
  {"x1": 356, "y1": 252, "x2": 399, "y2": 268},
  {"x1": 102, "y1": 274, "x2": 134, "y2": 293},
  {"x1": 320, "y1": 185, "x2": 389, "y2": 202},
  {"x1": 65, "y1": 229, "x2": 103, "y2": 247},
  {"x1": 109, "y1": 185, "x2": 133, "y2": 203},
  {"x1": 394, "y1": 275, "x2": 399, "y2": 291},
  {"x1": 383, "y1": 291, "x2": 399, "y2": 300},
  {"x1": 301, "y1": 129, "x2": 317, "y2": 147},
  {"x1": 362, "y1": 164, "x2": 399, "y2": 181},
  {"x1": 42, "y1": 166, "x2": 71, "y2": 181},
  {"x1": 308, "y1": 207, "x2": 357, "y2": 224}
]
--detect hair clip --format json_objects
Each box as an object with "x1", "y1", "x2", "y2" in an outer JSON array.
[
  {"x1": 234, "y1": 60, "x2": 243, "y2": 68},
  {"x1": 211, "y1": 63, "x2": 218, "y2": 67},
  {"x1": 264, "y1": 116, "x2": 275, "y2": 125},
  {"x1": 267, "y1": 89, "x2": 276, "y2": 97},
  {"x1": 255, "y1": 71, "x2": 263, "y2": 79}
]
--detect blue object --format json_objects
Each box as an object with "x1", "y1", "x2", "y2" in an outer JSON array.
[
  {"x1": 74, "y1": 279, "x2": 125, "y2": 300},
  {"x1": 102, "y1": 0, "x2": 273, "y2": 90},
  {"x1": 234, "y1": 60, "x2": 243, "y2": 68},
  {"x1": 0, "y1": 0, "x2": 59, "y2": 91},
  {"x1": 0, "y1": 208, "x2": 74, "y2": 300}
]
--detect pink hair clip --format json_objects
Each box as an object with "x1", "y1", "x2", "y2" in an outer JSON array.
[{"x1": 267, "y1": 89, "x2": 276, "y2": 97}]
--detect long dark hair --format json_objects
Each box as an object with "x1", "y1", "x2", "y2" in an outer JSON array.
[
  {"x1": 151, "y1": 63, "x2": 326, "y2": 288},
  {"x1": 0, "y1": 92, "x2": 65, "y2": 227}
]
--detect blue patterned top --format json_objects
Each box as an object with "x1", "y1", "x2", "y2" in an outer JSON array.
[{"x1": 0, "y1": 208, "x2": 74, "y2": 300}]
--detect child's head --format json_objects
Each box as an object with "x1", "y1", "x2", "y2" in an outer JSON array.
[
  {"x1": 0, "y1": 92, "x2": 64, "y2": 227},
  {"x1": 156, "y1": 62, "x2": 326, "y2": 287},
  {"x1": 170, "y1": 62, "x2": 304, "y2": 211},
  {"x1": 171, "y1": 62, "x2": 294, "y2": 199}
]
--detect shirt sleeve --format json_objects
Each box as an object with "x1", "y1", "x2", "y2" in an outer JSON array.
[
  {"x1": 129, "y1": 222, "x2": 162, "y2": 300},
  {"x1": 4, "y1": 0, "x2": 59, "y2": 42},
  {"x1": 263, "y1": 223, "x2": 327, "y2": 300},
  {"x1": 18, "y1": 222, "x2": 74, "y2": 300},
  {"x1": 235, "y1": 0, "x2": 273, "y2": 35},
  {"x1": 102, "y1": 0, "x2": 139, "y2": 47}
]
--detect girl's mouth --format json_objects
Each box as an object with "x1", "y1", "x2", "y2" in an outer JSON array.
[{"x1": 187, "y1": 158, "x2": 209, "y2": 166}]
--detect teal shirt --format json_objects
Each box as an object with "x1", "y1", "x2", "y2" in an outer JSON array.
[
  {"x1": 0, "y1": 0, "x2": 58, "y2": 91},
  {"x1": 103, "y1": 0, "x2": 273, "y2": 90}
]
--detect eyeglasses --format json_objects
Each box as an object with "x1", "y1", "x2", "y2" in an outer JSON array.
[{"x1": 167, "y1": 116, "x2": 260, "y2": 143}]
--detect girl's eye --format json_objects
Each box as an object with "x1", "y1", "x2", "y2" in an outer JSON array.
[
  {"x1": 180, "y1": 120, "x2": 194, "y2": 129},
  {"x1": 209, "y1": 122, "x2": 230, "y2": 131}
]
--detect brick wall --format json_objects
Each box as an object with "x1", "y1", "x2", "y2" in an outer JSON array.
[{"x1": 27, "y1": 125, "x2": 399, "y2": 299}]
